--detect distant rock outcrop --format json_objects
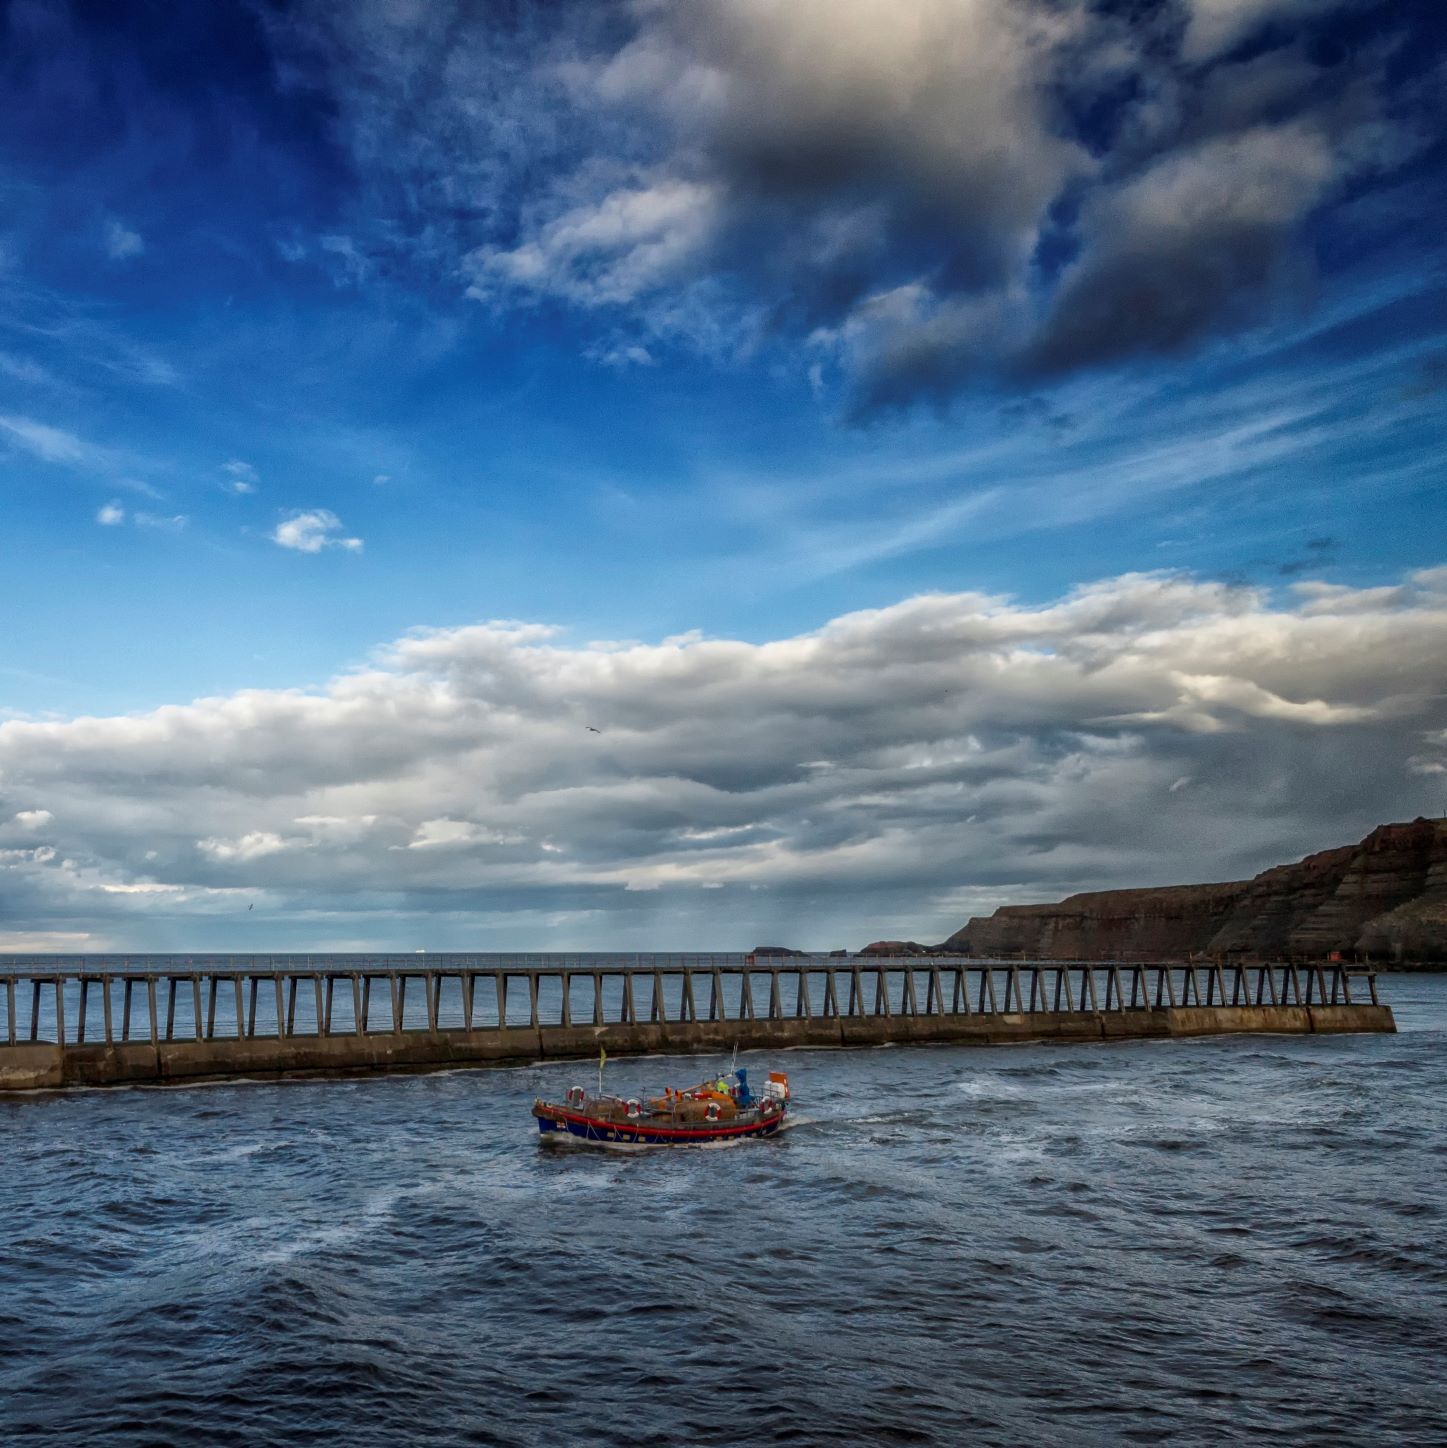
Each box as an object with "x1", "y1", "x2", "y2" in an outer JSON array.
[
  {"x1": 858, "y1": 940, "x2": 935, "y2": 957},
  {"x1": 933, "y1": 819, "x2": 1447, "y2": 964}
]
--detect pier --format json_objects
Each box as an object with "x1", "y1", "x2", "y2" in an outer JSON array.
[{"x1": 0, "y1": 954, "x2": 1394, "y2": 1091}]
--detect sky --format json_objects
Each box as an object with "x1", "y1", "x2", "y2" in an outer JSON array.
[{"x1": 1, "y1": 0, "x2": 1445, "y2": 953}]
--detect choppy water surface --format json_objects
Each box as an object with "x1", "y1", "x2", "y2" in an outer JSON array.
[{"x1": 3, "y1": 976, "x2": 1445, "y2": 1447}]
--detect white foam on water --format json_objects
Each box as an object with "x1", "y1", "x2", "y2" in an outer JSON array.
[
  {"x1": 954, "y1": 1076, "x2": 1024, "y2": 1098},
  {"x1": 256, "y1": 1183, "x2": 408, "y2": 1266}
]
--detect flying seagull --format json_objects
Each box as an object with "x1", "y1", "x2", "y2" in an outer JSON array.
[{"x1": 585, "y1": 726, "x2": 601, "y2": 733}]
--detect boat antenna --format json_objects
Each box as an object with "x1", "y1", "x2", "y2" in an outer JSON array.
[{"x1": 729, "y1": 1039, "x2": 738, "y2": 1076}]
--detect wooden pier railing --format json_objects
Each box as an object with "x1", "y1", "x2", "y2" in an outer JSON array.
[{"x1": 0, "y1": 955, "x2": 1394, "y2": 1091}]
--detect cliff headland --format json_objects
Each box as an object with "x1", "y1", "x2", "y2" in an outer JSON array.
[{"x1": 864, "y1": 818, "x2": 1447, "y2": 964}]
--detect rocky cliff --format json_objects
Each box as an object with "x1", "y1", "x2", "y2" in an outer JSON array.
[{"x1": 936, "y1": 818, "x2": 1447, "y2": 963}]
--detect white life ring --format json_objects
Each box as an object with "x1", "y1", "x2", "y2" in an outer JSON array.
[
  {"x1": 626, "y1": 1098, "x2": 641, "y2": 1118},
  {"x1": 761, "y1": 1097, "x2": 776, "y2": 1116},
  {"x1": 706, "y1": 1102, "x2": 720, "y2": 1121},
  {"x1": 566, "y1": 1086, "x2": 585, "y2": 1107}
]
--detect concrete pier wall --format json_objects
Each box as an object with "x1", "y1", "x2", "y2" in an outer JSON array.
[{"x1": 0, "y1": 956, "x2": 1395, "y2": 1091}]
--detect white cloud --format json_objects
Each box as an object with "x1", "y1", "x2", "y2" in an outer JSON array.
[
  {"x1": 587, "y1": 342, "x2": 657, "y2": 370},
  {"x1": 271, "y1": 509, "x2": 364, "y2": 553},
  {"x1": 197, "y1": 832, "x2": 293, "y2": 863},
  {"x1": 13, "y1": 809, "x2": 53, "y2": 828},
  {"x1": 96, "y1": 501, "x2": 125, "y2": 526},
  {"x1": 471, "y1": 178, "x2": 724, "y2": 307},
  {"x1": 402, "y1": 818, "x2": 525, "y2": 850},
  {"x1": 222, "y1": 459, "x2": 259, "y2": 494},
  {"x1": 0, "y1": 565, "x2": 1443, "y2": 947},
  {"x1": 104, "y1": 218, "x2": 145, "y2": 260},
  {"x1": 406, "y1": 818, "x2": 479, "y2": 849},
  {"x1": 1182, "y1": 0, "x2": 1351, "y2": 63}
]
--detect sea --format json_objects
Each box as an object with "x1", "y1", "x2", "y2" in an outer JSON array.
[{"x1": 2, "y1": 973, "x2": 1444, "y2": 1447}]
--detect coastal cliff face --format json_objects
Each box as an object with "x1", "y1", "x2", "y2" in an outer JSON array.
[{"x1": 938, "y1": 819, "x2": 1447, "y2": 963}]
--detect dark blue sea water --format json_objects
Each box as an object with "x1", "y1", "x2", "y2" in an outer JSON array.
[{"x1": 3, "y1": 975, "x2": 1444, "y2": 1447}]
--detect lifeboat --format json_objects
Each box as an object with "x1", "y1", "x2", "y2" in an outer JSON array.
[{"x1": 532, "y1": 1067, "x2": 790, "y2": 1147}]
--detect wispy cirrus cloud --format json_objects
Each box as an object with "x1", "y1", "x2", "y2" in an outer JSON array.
[
  {"x1": 103, "y1": 217, "x2": 144, "y2": 260},
  {"x1": 0, "y1": 412, "x2": 104, "y2": 465}
]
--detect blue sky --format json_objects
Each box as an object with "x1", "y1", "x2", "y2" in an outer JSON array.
[{"x1": 1, "y1": 0, "x2": 1445, "y2": 950}]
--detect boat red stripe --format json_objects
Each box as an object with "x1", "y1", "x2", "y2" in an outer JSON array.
[{"x1": 546, "y1": 1106, "x2": 782, "y2": 1140}]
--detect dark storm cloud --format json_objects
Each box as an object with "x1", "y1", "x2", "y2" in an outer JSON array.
[{"x1": 259, "y1": 0, "x2": 1441, "y2": 416}]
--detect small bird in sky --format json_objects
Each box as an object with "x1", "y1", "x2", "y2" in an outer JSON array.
[
  {"x1": 585, "y1": 726, "x2": 601, "y2": 733},
  {"x1": 247, "y1": 903, "x2": 253, "y2": 911}
]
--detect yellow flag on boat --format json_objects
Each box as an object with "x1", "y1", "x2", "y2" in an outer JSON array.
[{"x1": 599, "y1": 1047, "x2": 606, "y2": 1069}]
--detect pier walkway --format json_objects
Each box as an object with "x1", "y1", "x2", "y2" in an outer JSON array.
[{"x1": 0, "y1": 954, "x2": 1394, "y2": 1091}]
